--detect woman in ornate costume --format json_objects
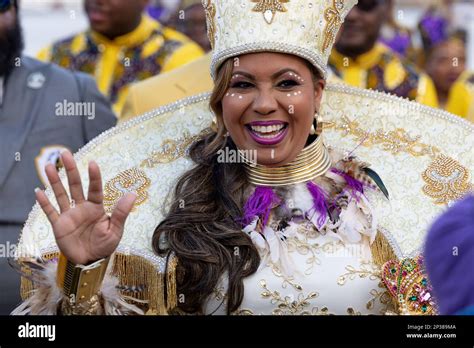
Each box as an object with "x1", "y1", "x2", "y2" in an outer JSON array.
[{"x1": 13, "y1": 0, "x2": 474, "y2": 316}]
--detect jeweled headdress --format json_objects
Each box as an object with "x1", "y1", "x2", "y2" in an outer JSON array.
[{"x1": 203, "y1": 0, "x2": 357, "y2": 79}]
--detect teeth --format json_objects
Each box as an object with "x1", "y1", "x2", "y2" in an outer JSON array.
[
  {"x1": 249, "y1": 124, "x2": 286, "y2": 139},
  {"x1": 258, "y1": 132, "x2": 283, "y2": 139},
  {"x1": 250, "y1": 124, "x2": 284, "y2": 134}
]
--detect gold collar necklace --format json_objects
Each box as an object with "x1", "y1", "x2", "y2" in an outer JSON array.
[{"x1": 241, "y1": 135, "x2": 332, "y2": 187}]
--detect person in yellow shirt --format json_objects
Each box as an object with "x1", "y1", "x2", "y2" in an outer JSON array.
[
  {"x1": 329, "y1": 0, "x2": 437, "y2": 107},
  {"x1": 446, "y1": 71, "x2": 474, "y2": 122},
  {"x1": 417, "y1": 7, "x2": 472, "y2": 121},
  {"x1": 168, "y1": 0, "x2": 211, "y2": 52},
  {"x1": 424, "y1": 37, "x2": 468, "y2": 115},
  {"x1": 120, "y1": 52, "x2": 213, "y2": 122},
  {"x1": 38, "y1": 0, "x2": 204, "y2": 115}
]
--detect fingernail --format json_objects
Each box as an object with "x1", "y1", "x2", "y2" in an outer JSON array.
[
  {"x1": 34, "y1": 187, "x2": 41, "y2": 193},
  {"x1": 60, "y1": 149, "x2": 69, "y2": 158}
]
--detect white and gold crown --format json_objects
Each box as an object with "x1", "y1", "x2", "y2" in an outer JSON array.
[{"x1": 202, "y1": 0, "x2": 357, "y2": 79}]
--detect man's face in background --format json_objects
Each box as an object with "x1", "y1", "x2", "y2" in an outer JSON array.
[
  {"x1": 335, "y1": 0, "x2": 389, "y2": 57},
  {"x1": 0, "y1": 0, "x2": 23, "y2": 76},
  {"x1": 84, "y1": 0, "x2": 149, "y2": 39},
  {"x1": 175, "y1": 4, "x2": 211, "y2": 52}
]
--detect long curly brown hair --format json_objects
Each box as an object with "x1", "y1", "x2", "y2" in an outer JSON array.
[
  {"x1": 152, "y1": 58, "x2": 260, "y2": 314},
  {"x1": 152, "y1": 56, "x2": 322, "y2": 314}
]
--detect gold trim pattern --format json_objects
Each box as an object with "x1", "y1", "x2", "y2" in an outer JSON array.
[
  {"x1": 140, "y1": 134, "x2": 199, "y2": 168},
  {"x1": 103, "y1": 168, "x2": 151, "y2": 214},
  {"x1": 102, "y1": 134, "x2": 198, "y2": 215},
  {"x1": 259, "y1": 279, "x2": 320, "y2": 315},
  {"x1": 337, "y1": 262, "x2": 381, "y2": 286},
  {"x1": 250, "y1": 0, "x2": 290, "y2": 24},
  {"x1": 367, "y1": 287, "x2": 395, "y2": 314},
  {"x1": 61, "y1": 294, "x2": 103, "y2": 315},
  {"x1": 285, "y1": 223, "x2": 345, "y2": 275},
  {"x1": 203, "y1": 0, "x2": 216, "y2": 49},
  {"x1": 336, "y1": 261, "x2": 395, "y2": 314},
  {"x1": 270, "y1": 264, "x2": 303, "y2": 291},
  {"x1": 422, "y1": 154, "x2": 473, "y2": 205},
  {"x1": 335, "y1": 115, "x2": 473, "y2": 205},
  {"x1": 336, "y1": 116, "x2": 440, "y2": 158},
  {"x1": 323, "y1": 0, "x2": 344, "y2": 52}
]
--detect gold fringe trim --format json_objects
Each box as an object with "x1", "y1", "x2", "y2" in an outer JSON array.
[
  {"x1": 370, "y1": 232, "x2": 400, "y2": 313},
  {"x1": 166, "y1": 254, "x2": 178, "y2": 312},
  {"x1": 20, "y1": 267, "x2": 33, "y2": 301},
  {"x1": 20, "y1": 251, "x2": 171, "y2": 315},
  {"x1": 20, "y1": 251, "x2": 59, "y2": 300},
  {"x1": 370, "y1": 231, "x2": 399, "y2": 268},
  {"x1": 111, "y1": 253, "x2": 166, "y2": 315}
]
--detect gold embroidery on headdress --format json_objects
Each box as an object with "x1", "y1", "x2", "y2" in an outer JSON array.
[
  {"x1": 323, "y1": 0, "x2": 344, "y2": 52},
  {"x1": 140, "y1": 134, "x2": 199, "y2": 168},
  {"x1": 103, "y1": 134, "x2": 198, "y2": 214},
  {"x1": 335, "y1": 116, "x2": 473, "y2": 205},
  {"x1": 336, "y1": 116, "x2": 440, "y2": 158},
  {"x1": 103, "y1": 168, "x2": 151, "y2": 214},
  {"x1": 203, "y1": 0, "x2": 216, "y2": 48},
  {"x1": 251, "y1": 0, "x2": 290, "y2": 24},
  {"x1": 422, "y1": 155, "x2": 473, "y2": 205}
]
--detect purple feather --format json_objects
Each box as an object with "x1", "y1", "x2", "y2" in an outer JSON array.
[
  {"x1": 419, "y1": 12, "x2": 448, "y2": 46},
  {"x1": 241, "y1": 186, "x2": 280, "y2": 227},
  {"x1": 380, "y1": 33, "x2": 411, "y2": 56},
  {"x1": 331, "y1": 168, "x2": 365, "y2": 201},
  {"x1": 306, "y1": 181, "x2": 328, "y2": 229}
]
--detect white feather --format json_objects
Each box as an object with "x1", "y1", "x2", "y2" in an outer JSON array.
[
  {"x1": 288, "y1": 183, "x2": 314, "y2": 213},
  {"x1": 337, "y1": 200, "x2": 366, "y2": 244},
  {"x1": 242, "y1": 218, "x2": 266, "y2": 251},
  {"x1": 263, "y1": 226, "x2": 280, "y2": 264},
  {"x1": 11, "y1": 261, "x2": 144, "y2": 315}
]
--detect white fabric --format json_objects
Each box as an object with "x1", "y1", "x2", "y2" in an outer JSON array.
[
  {"x1": 205, "y1": 184, "x2": 391, "y2": 315},
  {"x1": 206, "y1": 228, "x2": 390, "y2": 315}
]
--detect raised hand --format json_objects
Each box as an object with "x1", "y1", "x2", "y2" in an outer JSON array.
[{"x1": 35, "y1": 150, "x2": 136, "y2": 265}]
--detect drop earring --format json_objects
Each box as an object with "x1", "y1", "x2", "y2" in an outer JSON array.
[
  {"x1": 310, "y1": 111, "x2": 319, "y2": 135},
  {"x1": 315, "y1": 111, "x2": 323, "y2": 135},
  {"x1": 211, "y1": 117, "x2": 218, "y2": 132}
]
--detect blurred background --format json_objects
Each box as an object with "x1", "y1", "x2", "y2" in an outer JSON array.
[{"x1": 20, "y1": 0, "x2": 474, "y2": 69}]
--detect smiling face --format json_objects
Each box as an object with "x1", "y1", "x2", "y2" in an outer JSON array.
[{"x1": 220, "y1": 52, "x2": 325, "y2": 167}]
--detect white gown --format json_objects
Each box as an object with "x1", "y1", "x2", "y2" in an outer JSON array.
[
  {"x1": 204, "y1": 180, "x2": 394, "y2": 315},
  {"x1": 207, "y1": 234, "x2": 392, "y2": 315}
]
